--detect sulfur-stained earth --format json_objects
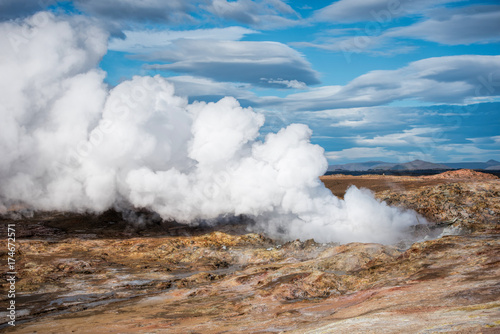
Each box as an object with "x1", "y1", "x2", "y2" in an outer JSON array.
[{"x1": 1, "y1": 170, "x2": 499, "y2": 333}]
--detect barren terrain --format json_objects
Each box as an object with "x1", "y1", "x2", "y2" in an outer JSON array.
[{"x1": 1, "y1": 170, "x2": 499, "y2": 333}]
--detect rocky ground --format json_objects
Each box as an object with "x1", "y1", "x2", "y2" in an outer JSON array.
[{"x1": 1, "y1": 170, "x2": 499, "y2": 333}]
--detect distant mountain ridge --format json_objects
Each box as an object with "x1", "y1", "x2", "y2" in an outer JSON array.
[{"x1": 328, "y1": 159, "x2": 500, "y2": 171}]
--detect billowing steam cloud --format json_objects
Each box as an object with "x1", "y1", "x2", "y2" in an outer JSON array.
[{"x1": 0, "y1": 13, "x2": 423, "y2": 244}]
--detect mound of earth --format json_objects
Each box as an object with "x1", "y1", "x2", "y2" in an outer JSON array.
[{"x1": 426, "y1": 168, "x2": 498, "y2": 180}]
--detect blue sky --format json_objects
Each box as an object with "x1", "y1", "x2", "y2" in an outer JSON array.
[{"x1": 2, "y1": 0, "x2": 499, "y2": 163}]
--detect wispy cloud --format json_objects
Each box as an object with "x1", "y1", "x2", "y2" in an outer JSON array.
[
  {"x1": 386, "y1": 5, "x2": 500, "y2": 45},
  {"x1": 71, "y1": 0, "x2": 303, "y2": 31},
  {"x1": 74, "y1": 0, "x2": 199, "y2": 25},
  {"x1": 261, "y1": 78, "x2": 307, "y2": 89},
  {"x1": 109, "y1": 26, "x2": 258, "y2": 53},
  {"x1": 202, "y1": 0, "x2": 301, "y2": 29},
  {"x1": 326, "y1": 142, "x2": 500, "y2": 164},
  {"x1": 325, "y1": 147, "x2": 402, "y2": 161},
  {"x1": 265, "y1": 55, "x2": 500, "y2": 111},
  {"x1": 439, "y1": 143, "x2": 500, "y2": 162},
  {"x1": 310, "y1": 106, "x2": 412, "y2": 129},
  {"x1": 312, "y1": 0, "x2": 463, "y2": 23},
  {"x1": 293, "y1": 35, "x2": 416, "y2": 57},
  {"x1": 350, "y1": 127, "x2": 449, "y2": 146},
  {"x1": 466, "y1": 135, "x2": 500, "y2": 145},
  {"x1": 166, "y1": 75, "x2": 257, "y2": 101},
  {"x1": 145, "y1": 39, "x2": 320, "y2": 88},
  {"x1": 301, "y1": 3, "x2": 499, "y2": 56}
]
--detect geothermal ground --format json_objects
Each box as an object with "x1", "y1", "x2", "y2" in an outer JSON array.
[{"x1": 1, "y1": 170, "x2": 499, "y2": 333}]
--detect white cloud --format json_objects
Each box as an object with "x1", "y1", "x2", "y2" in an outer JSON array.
[
  {"x1": 300, "y1": 3, "x2": 499, "y2": 57},
  {"x1": 438, "y1": 144, "x2": 500, "y2": 162},
  {"x1": 331, "y1": 119, "x2": 371, "y2": 128},
  {"x1": 109, "y1": 26, "x2": 258, "y2": 53},
  {"x1": 68, "y1": 0, "x2": 303, "y2": 33},
  {"x1": 466, "y1": 135, "x2": 500, "y2": 145},
  {"x1": 74, "y1": 0, "x2": 198, "y2": 24},
  {"x1": 386, "y1": 5, "x2": 500, "y2": 45},
  {"x1": 261, "y1": 78, "x2": 308, "y2": 89},
  {"x1": 351, "y1": 127, "x2": 449, "y2": 146},
  {"x1": 145, "y1": 39, "x2": 320, "y2": 87},
  {"x1": 277, "y1": 85, "x2": 343, "y2": 102},
  {"x1": 166, "y1": 75, "x2": 257, "y2": 101},
  {"x1": 269, "y1": 55, "x2": 500, "y2": 111},
  {"x1": 326, "y1": 144, "x2": 500, "y2": 164},
  {"x1": 203, "y1": 0, "x2": 301, "y2": 29},
  {"x1": 312, "y1": 0, "x2": 463, "y2": 23},
  {"x1": 309, "y1": 106, "x2": 412, "y2": 129},
  {"x1": 325, "y1": 147, "x2": 401, "y2": 161},
  {"x1": 293, "y1": 34, "x2": 416, "y2": 57}
]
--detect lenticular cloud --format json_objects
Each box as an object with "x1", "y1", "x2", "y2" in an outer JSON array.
[{"x1": 0, "y1": 12, "x2": 423, "y2": 244}]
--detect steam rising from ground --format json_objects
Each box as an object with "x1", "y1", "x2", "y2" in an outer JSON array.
[{"x1": 0, "y1": 13, "x2": 423, "y2": 244}]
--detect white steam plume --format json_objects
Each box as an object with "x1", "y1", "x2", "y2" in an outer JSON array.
[{"x1": 0, "y1": 12, "x2": 423, "y2": 244}]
